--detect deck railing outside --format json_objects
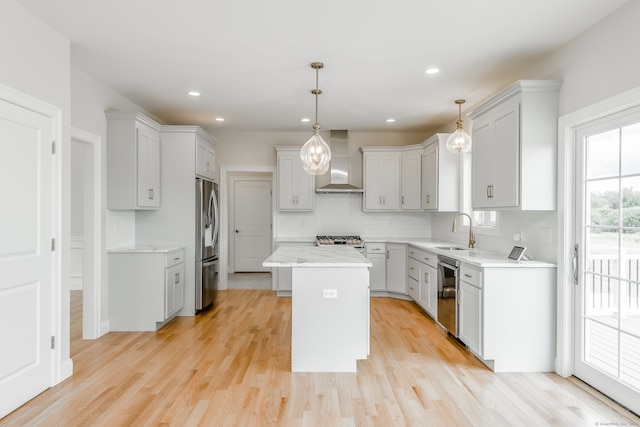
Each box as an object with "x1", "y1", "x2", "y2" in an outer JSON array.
[{"x1": 586, "y1": 255, "x2": 640, "y2": 317}]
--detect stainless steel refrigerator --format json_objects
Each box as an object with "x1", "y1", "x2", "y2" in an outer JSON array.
[{"x1": 195, "y1": 178, "x2": 219, "y2": 311}]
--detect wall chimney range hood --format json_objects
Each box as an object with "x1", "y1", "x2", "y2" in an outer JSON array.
[{"x1": 315, "y1": 130, "x2": 364, "y2": 193}]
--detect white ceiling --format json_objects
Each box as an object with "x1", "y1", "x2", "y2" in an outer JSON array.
[{"x1": 20, "y1": 0, "x2": 627, "y2": 134}]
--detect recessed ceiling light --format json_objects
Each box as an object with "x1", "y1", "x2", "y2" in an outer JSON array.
[
  {"x1": 425, "y1": 67, "x2": 440, "y2": 75},
  {"x1": 188, "y1": 91, "x2": 201, "y2": 97},
  {"x1": 301, "y1": 118, "x2": 310, "y2": 123},
  {"x1": 386, "y1": 118, "x2": 396, "y2": 123},
  {"x1": 215, "y1": 117, "x2": 224, "y2": 122}
]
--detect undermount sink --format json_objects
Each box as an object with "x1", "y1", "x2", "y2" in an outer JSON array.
[{"x1": 434, "y1": 246, "x2": 468, "y2": 251}]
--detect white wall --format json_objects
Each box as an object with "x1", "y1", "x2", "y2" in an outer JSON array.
[
  {"x1": 430, "y1": 0, "x2": 640, "y2": 264},
  {"x1": 0, "y1": 0, "x2": 72, "y2": 378},
  {"x1": 529, "y1": 1, "x2": 640, "y2": 117}
]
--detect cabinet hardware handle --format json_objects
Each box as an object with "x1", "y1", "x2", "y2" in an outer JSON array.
[
  {"x1": 148, "y1": 188, "x2": 154, "y2": 200},
  {"x1": 175, "y1": 272, "x2": 180, "y2": 284},
  {"x1": 174, "y1": 257, "x2": 180, "y2": 261},
  {"x1": 464, "y1": 273, "x2": 472, "y2": 278},
  {"x1": 387, "y1": 250, "x2": 390, "y2": 259},
  {"x1": 402, "y1": 196, "x2": 405, "y2": 205},
  {"x1": 409, "y1": 267, "x2": 414, "y2": 270},
  {"x1": 424, "y1": 257, "x2": 429, "y2": 261}
]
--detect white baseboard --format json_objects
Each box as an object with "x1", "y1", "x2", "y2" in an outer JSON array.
[
  {"x1": 100, "y1": 320, "x2": 110, "y2": 337},
  {"x1": 58, "y1": 358, "x2": 74, "y2": 385}
]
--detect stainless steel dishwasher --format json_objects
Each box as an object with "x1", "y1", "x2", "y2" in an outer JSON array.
[{"x1": 437, "y1": 254, "x2": 460, "y2": 337}]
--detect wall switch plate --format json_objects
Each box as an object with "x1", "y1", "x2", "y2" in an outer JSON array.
[{"x1": 322, "y1": 289, "x2": 338, "y2": 299}]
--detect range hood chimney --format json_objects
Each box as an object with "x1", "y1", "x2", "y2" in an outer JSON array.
[{"x1": 315, "y1": 130, "x2": 363, "y2": 193}]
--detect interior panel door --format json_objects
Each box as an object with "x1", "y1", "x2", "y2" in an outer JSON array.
[
  {"x1": 234, "y1": 179, "x2": 271, "y2": 272},
  {"x1": 0, "y1": 98, "x2": 55, "y2": 418}
]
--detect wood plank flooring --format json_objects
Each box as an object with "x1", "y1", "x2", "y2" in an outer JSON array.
[{"x1": 2, "y1": 289, "x2": 639, "y2": 426}]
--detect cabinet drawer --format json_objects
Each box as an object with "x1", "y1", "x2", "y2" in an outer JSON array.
[
  {"x1": 407, "y1": 257, "x2": 419, "y2": 280},
  {"x1": 460, "y1": 264, "x2": 482, "y2": 288},
  {"x1": 166, "y1": 249, "x2": 185, "y2": 267},
  {"x1": 408, "y1": 247, "x2": 437, "y2": 268},
  {"x1": 365, "y1": 242, "x2": 386, "y2": 254}
]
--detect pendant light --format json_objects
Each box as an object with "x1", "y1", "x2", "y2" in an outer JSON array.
[
  {"x1": 300, "y1": 62, "x2": 331, "y2": 175},
  {"x1": 445, "y1": 99, "x2": 472, "y2": 154}
]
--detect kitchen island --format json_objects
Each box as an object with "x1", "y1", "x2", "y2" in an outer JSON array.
[{"x1": 263, "y1": 246, "x2": 372, "y2": 372}]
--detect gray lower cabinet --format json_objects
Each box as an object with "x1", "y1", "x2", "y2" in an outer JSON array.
[
  {"x1": 108, "y1": 247, "x2": 185, "y2": 331},
  {"x1": 365, "y1": 242, "x2": 386, "y2": 291},
  {"x1": 407, "y1": 246, "x2": 438, "y2": 319},
  {"x1": 385, "y1": 244, "x2": 407, "y2": 294}
]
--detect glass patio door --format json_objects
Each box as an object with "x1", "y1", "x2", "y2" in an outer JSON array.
[{"x1": 574, "y1": 108, "x2": 640, "y2": 414}]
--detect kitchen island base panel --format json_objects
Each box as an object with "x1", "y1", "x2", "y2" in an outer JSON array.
[{"x1": 291, "y1": 267, "x2": 370, "y2": 372}]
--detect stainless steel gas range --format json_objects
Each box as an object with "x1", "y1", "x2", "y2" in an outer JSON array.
[{"x1": 315, "y1": 235, "x2": 365, "y2": 253}]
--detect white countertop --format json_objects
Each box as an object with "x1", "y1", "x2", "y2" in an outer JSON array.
[
  {"x1": 402, "y1": 240, "x2": 555, "y2": 268},
  {"x1": 108, "y1": 244, "x2": 184, "y2": 253},
  {"x1": 263, "y1": 246, "x2": 372, "y2": 268}
]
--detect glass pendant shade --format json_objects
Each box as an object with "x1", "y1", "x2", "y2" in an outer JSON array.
[
  {"x1": 300, "y1": 61, "x2": 331, "y2": 175},
  {"x1": 446, "y1": 99, "x2": 472, "y2": 154},
  {"x1": 446, "y1": 126, "x2": 472, "y2": 153},
  {"x1": 300, "y1": 128, "x2": 331, "y2": 175}
]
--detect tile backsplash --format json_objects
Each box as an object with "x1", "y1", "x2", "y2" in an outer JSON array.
[{"x1": 275, "y1": 193, "x2": 432, "y2": 239}]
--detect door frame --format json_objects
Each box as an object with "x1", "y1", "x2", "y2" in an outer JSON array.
[
  {"x1": 557, "y1": 85, "x2": 640, "y2": 376},
  {"x1": 219, "y1": 166, "x2": 275, "y2": 290},
  {"x1": 70, "y1": 128, "x2": 102, "y2": 340}
]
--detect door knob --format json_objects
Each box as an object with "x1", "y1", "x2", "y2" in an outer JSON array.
[{"x1": 235, "y1": 230, "x2": 240, "y2": 233}]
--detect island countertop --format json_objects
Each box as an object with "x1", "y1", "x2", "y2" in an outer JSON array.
[{"x1": 263, "y1": 246, "x2": 373, "y2": 268}]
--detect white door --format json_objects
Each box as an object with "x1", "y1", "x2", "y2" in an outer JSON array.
[
  {"x1": 0, "y1": 98, "x2": 55, "y2": 418},
  {"x1": 574, "y1": 108, "x2": 640, "y2": 414},
  {"x1": 234, "y1": 179, "x2": 271, "y2": 272}
]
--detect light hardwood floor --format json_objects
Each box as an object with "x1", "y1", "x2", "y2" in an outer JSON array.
[{"x1": 2, "y1": 289, "x2": 639, "y2": 426}]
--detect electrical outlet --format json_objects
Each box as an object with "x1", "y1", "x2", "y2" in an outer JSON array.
[{"x1": 322, "y1": 289, "x2": 338, "y2": 299}]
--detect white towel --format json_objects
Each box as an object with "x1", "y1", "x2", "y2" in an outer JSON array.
[{"x1": 205, "y1": 225, "x2": 213, "y2": 247}]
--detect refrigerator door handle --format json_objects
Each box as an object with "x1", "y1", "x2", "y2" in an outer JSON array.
[
  {"x1": 203, "y1": 259, "x2": 218, "y2": 268},
  {"x1": 210, "y1": 187, "x2": 220, "y2": 249}
]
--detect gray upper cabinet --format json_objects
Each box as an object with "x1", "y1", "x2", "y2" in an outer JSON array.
[
  {"x1": 106, "y1": 112, "x2": 162, "y2": 210},
  {"x1": 469, "y1": 80, "x2": 561, "y2": 210}
]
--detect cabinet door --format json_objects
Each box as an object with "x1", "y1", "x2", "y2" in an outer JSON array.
[
  {"x1": 401, "y1": 150, "x2": 422, "y2": 210},
  {"x1": 196, "y1": 139, "x2": 216, "y2": 180},
  {"x1": 490, "y1": 101, "x2": 520, "y2": 207},
  {"x1": 471, "y1": 116, "x2": 494, "y2": 208},
  {"x1": 418, "y1": 263, "x2": 432, "y2": 313},
  {"x1": 363, "y1": 154, "x2": 383, "y2": 210},
  {"x1": 426, "y1": 264, "x2": 438, "y2": 317},
  {"x1": 363, "y1": 153, "x2": 401, "y2": 211},
  {"x1": 277, "y1": 151, "x2": 314, "y2": 210},
  {"x1": 407, "y1": 276, "x2": 419, "y2": 301},
  {"x1": 459, "y1": 281, "x2": 482, "y2": 356},
  {"x1": 165, "y1": 263, "x2": 184, "y2": 319},
  {"x1": 295, "y1": 160, "x2": 315, "y2": 210},
  {"x1": 381, "y1": 154, "x2": 401, "y2": 210},
  {"x1": 136, "y1": 124, "x2": 160, "y2": 208},
  {"x1": 368, "y1": 253, "x2": 387, "y2": 291},
  {"x1": 472, "y1": 98, "x2": 520, "y2": 209},
  {"x1": 385, "y1": 244, "x2": 406, "y2": 294},
  {"x1": 421, "y1": 144, "x2": 438, "y2": 210}
]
